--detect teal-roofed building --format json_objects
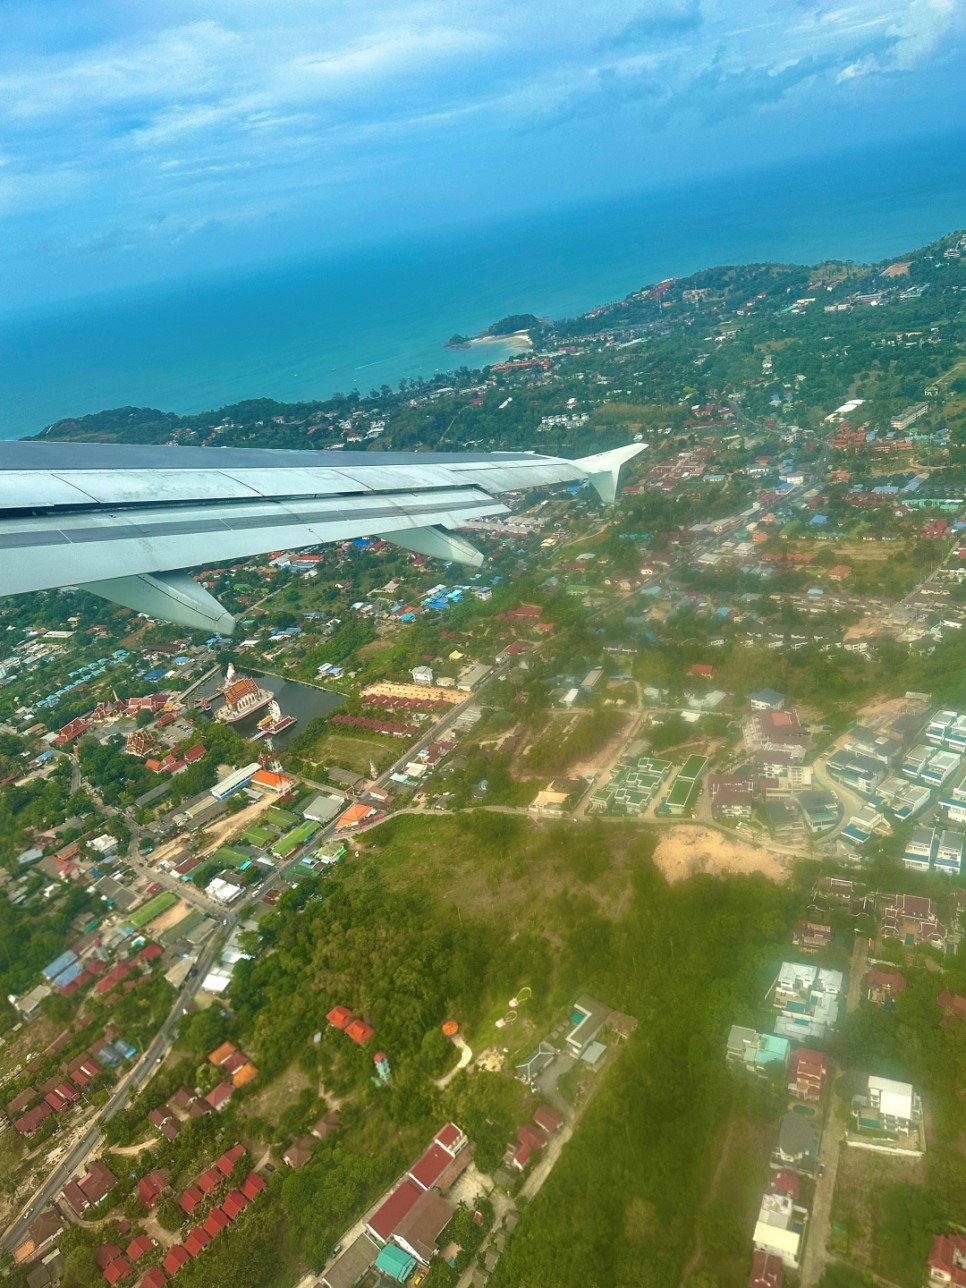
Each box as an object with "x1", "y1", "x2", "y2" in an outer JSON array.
[
  {"x1": 726, "y1": 1025, "x2": 790, "y2": 1075},
  {"x1": 374, "y1": 1244, "x2": 416, "y2": 1283}
]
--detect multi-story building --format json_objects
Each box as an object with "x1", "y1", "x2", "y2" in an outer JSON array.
[
  {"x1": 788, "y1": 1048, "x2": 830, "y2": 1101},
  {"x1": 744, "y1": 710, "x2": 809, "y2": 762},
  {"x1": 936, "y1": 830, "x2": 964, "y2": 876},
  {"x1": 827, "y1": 750, "x2": 885, "y2": 796},
  {"x1": 902, "y1": 825, "x2": 935, "y2": 872},
  {"x1": 772, "y1": 962, "x2": 842, "y2": 1041}
]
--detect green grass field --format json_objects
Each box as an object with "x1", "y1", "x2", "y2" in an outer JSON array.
[{"x1": 128, "y1": 890, "x2": 177, "y2": 928}]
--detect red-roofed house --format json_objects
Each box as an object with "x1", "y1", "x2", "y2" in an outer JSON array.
[
  {"x1": 178, "y1": 1185, "x2": 203, "y2": 1217},
  {"x1": 140, "y1": 1268, "x2": 168, "y2": 1288},
  {"x1": 510, "y1": 1141, "x2": 532, "y2": 1172},
  {"x1": 928, "y1": 1234, "x2": 966, "y2": 1285},
  {"x1": 788, "y1": 1048, "x2": 830, "y2": 1101},
  {"x1": 868, "y1": 968, "x2": 907, "y2": 1006},
  {"x1": 96, "y1": 1245, "x2": 123, "y2": 1270},
  {"x1": 198, "y1": 1166, "x2": 222, "y2": 1194},
  {"x1": 104, "y1": 1256, "x2": 132, "y2": 1285},
  {"x1": 204, "y1": 1081, "x2": 234, "y2": 1112},
  {"x1": 216, "y1": 1143, "x2": 245, "y2": 1175},
  {"x1": 241, "y1": 1171, "x2": 266, "y2": 1201},
  {"x1": 163, "y1": 1246, "x2": 190, "y2": 1276},
  {"x1": 533, "y1": 1105, "x2": 563, "y2": 1134},
  {"x1": 203, "y1": 1208, "x2": 231, "y2": 1238},
  {"x1": 690, "y1": 663, "x2": 714, "y2": 679},
  {"x1": 345, "y1": 1018, "x2": 374, "y2": 1045},
  {"x1": 408, "y1": 1143, "x2": 452, "y2": 1191},
  {"x1": 366, "y1": 1178, "x2": 422, "y2": 1243},
  {"x1": 69, "y1": 1160, "x2": 117, "y2": 1211},
  {"x1": 221, "y1": 1189, "x2": 249, "y2": 1221},
  {"x1": 749, "y1": 1250, "x2": 784, "y2": 1288},
  {"x1": 15, "y1": 1103, "x2": 53, "y2": 1136},
  {"x1": 136, "y1": 1168, "x2": 169, "y2": 1209},
  {"x1": 517, "y1": 1124, "x2": 547, "y2": 1152},
  {"x1": 768, "y1": 1171, "x2": 800, "y2": 1201},
  {"x1": 127, "y1": 1236, "x2": 155, "y2": 1262},
  {"x1": 326, "y1": 1005, "x2": 353, "y2": 1030},
  {"x1": 184, "y1": 1227, "x2": 211, "y2": 1257},
  {"x1": 435, "y1": 1122, "x2": 467, "y2": 1155}
]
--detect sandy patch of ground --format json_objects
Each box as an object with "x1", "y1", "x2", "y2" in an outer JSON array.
[
  {"x1": 652, "y1": 825, "x2": 787, "y2": 883},
  {"x1": 148, "y1": 794, "x2": 277, "y2": 870},
  {"x1": 475, "y1": 1047, "x2": 505, "y2": 1073},
  {"x1": 145, "y1": 900, "x2": 193, "y2": 935},
  {"x1": 857, "y1": 692, "x2": 931, "y2": 727}
]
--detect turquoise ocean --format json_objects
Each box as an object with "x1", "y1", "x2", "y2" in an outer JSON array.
[{"x1": 1, "y1": 131, "x2": 965, "y2": 440}]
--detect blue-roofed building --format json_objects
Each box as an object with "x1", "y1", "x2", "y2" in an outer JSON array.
[
  {"x1": 53, "y1": 961, "x2": 85, "y2": 989},
  {"x1": 42, "y1": 949, "x2": 78, "y2": 981},
  {"x1": 750, "y1": 688, "x2": 785, "y2": 711},
  {"x1": 143, "y1": 667, "x2": 166, "y2": 682},
  {"x1": 809, "y1": 514, "x2": 828, "y2": 526},
  {"x1": 374, "y1": 1245, "x2": 416, "y2": 1284}
]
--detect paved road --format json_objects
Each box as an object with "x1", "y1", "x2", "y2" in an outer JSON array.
[
  {"x1": 800, "y1": 934, "x2": 869, "y2": 1287},
  {"x1": 800, "y1": 1108, "x2": 847, "y2": 1288},
  {"x1": 2, "y1": 934, "x2": 222, "y2": 1253}
]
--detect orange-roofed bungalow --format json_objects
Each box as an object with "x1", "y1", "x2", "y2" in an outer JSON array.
[
  {"x1": 346, "y1": 1018, "x2": 374, "y2": 1045},
  {"x1": 208, "y1": 1041, "x2": 237, "y2": 1066},
  {"x1": 326, "y1": 1005, "x2": 353, "y2": 1030},
  {"x1": 250, "y1": 769, "x2": 293, "y2": 794},
  {"x1": 231, "y1": 1061, "x2": 258, "y2": 1088}
]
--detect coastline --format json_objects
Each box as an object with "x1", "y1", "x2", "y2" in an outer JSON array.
[
  {"x1": 4, "y1": 130, "x2": 966, "y2": 440},
  {"x1": 445, "y1": 329, "x2": 533, "y2": 352}
]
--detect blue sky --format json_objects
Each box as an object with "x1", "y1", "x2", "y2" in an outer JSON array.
[{"x1": 3, "y1": 0, "x2": 965, "y2": 307}]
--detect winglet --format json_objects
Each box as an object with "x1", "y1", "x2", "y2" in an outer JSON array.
[
  {"x1": 376, "y1": 524, "x2": 485, "y2": 567},
  {"x1": 80, "y1": 571, "x2": 236, "y2": 634},
  {"x1": 574, "y1": 443, "x2": 647, "y2": 503}
]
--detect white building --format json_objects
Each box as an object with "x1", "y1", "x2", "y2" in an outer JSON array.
[
  {"x1": 210, "y1": 762, "x2": 261, "y2": 800},
  {"x1": 866, "y1": 1075, "x2": 921, "y2": 1132},
  {"x1": 206, "y1": 877, "x2": 244, "y2": 905},
  {"x1": 753, "y1": 1192, "x2": 805, "y2": 1270},
  {"x1": 411, "y1": 665, "x2": 434, "y2": 686}
]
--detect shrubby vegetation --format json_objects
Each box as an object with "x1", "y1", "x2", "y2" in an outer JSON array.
[{"x1": 148, "y1": 816, "x2": 801, "y2": 1285}]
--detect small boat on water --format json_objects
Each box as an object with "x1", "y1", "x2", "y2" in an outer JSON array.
[{"x1": 254, "y1": 699, "x2": 297, "y2": 739}]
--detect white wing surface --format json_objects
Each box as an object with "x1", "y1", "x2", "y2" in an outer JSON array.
[{"x1": 0, "y1": 442, "x2": 643, "y2": 631}]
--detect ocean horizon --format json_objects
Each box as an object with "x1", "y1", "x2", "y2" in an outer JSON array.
[{"x1": 2, "y1": 130, "x2": 965, "y2": 441}]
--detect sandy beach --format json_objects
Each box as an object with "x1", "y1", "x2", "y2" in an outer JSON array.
[{"x1": 467, "y1": 329, "x2": 533, "y2": 349}]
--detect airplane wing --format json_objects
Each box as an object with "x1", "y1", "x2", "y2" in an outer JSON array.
[{"x1": 0, "y1": 441, "x2": 644, "y2": 632}]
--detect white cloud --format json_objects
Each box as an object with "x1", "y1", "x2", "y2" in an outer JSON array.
[{"x1": 0, "y1": 0, "x2": 963, "y2": 294}]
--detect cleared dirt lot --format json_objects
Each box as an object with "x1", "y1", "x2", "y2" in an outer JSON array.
[{"x1": 652, "y1": 825, "x2": 788, "y2": 883}]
